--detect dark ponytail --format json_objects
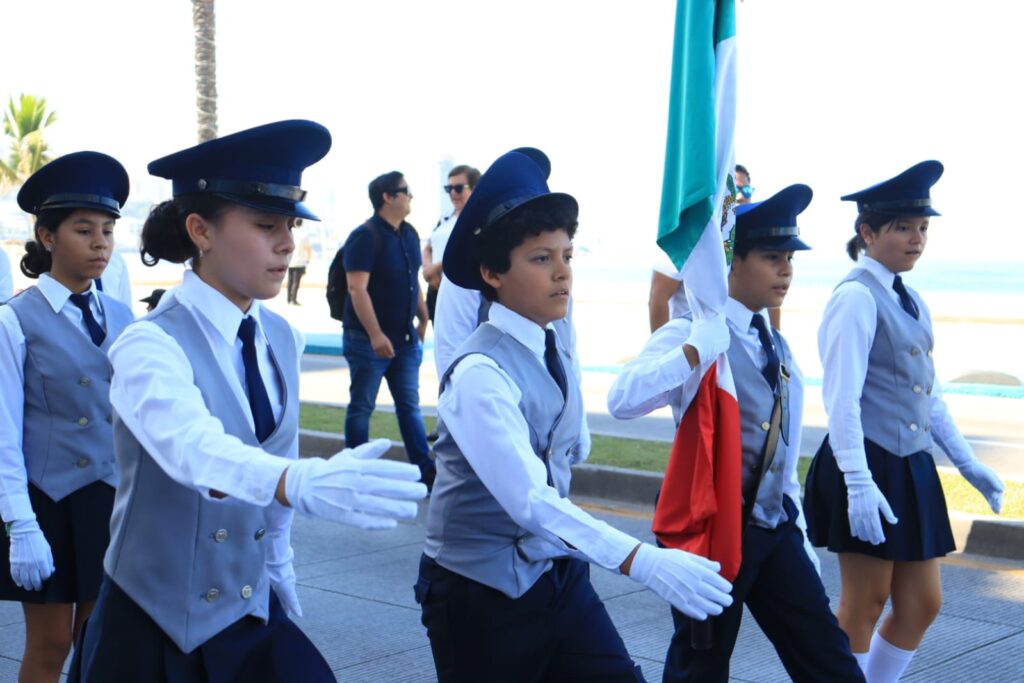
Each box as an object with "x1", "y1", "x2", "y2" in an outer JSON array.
[
  {"x1": 846, "y1": 211, "x2": 895, "y2": 261},
  {"x1": 140, "y1": 194, "x2": 230, "y2": 266},
  {"x1": 20, "y1": 208, "x2": 75, "y2": 278}
]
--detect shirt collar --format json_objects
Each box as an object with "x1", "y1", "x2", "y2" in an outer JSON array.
[
  {"x1": 858, "y1": 255, "x2": 896, "y2": 288},
  {"x1": 178, "y1": 270, "x2": 264, "y2": 345},
  {"x1": 485, "y1": 303, "x2": 548, "y2": 359},
  {"x1": 725, "y1": 296, "x2": 768, "y2": 333},
  {"x1": 37, "y1": 273, "x2": 102, "y2": 314}
]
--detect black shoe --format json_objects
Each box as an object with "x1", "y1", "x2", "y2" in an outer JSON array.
[{"x1": 427, "y1": 431, "x2": 439, "y2": 443}]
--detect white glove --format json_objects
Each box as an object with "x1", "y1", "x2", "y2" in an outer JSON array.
[
  {"x1": 284, "y1": 438, "x2": 427, "y2": 529},
  {"x1": 627, "y1": 543, "x2": 733, "y2": 620},
  {"x1": 801, "y1": 529, "x2": 821, "y2": 576},
  {"x1": 952, "y1": 459, "x2": 1004, "y2": 514},
  {"x1": 8, "y1": 519, "x2": 55, "y2": 591},
  {"x1": 267, "y1": 546, "x2": 302, "y2": 619},
  {"x1": 844, "y1": 470, "x2": 898, "y2": 545},
  {"x1": 684, "y1": 315, "x2": 730, "y2": 363}
]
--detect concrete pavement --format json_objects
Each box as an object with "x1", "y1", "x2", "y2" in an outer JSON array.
[{"x1": 11, "y1": 504, "x2": 1022, "y2": 681}]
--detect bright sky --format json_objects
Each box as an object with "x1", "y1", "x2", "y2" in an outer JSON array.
[{"x1": 3, "y1": 0, "x2": 1021, "y2": 265}]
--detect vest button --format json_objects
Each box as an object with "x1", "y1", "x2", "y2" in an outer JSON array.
[
  {"x1": 78, "y1": 417, "x2": 89, "y2": 426},
  {"x1": 924, "y1": 424, "x2": 931, "y2": 433},
  {"x1": 76, "y1": 458, "x2": 90, "y2": 468},
  {"x1": 79, "y1": 377, "x2": 91, "y2": 387},
  {"x1": 910, "y1": 347, "x2": 920, "y2": 356},
  {"x1": 205, "y1": 588, "x2": 220, "y2": 602},
  {"x1": 254, "y1": 528, "x2": 266, "y2": 541},
  {"x1": 927, "y1": 349, "x2": 934, "y2": 358},
  {"x1": 240, "y1": 585, "x2": 253, "y2": 599},
  {"x1": 913, "y1": 385, "x2": 922, "y2": 394},
  {"x1": 214, "y1": 529, "x2": 228, "y2": 543},
  {"x1": 909, "y1": 423, "x2": 918, "y2": 432},
  {"x1": 106, "y1": 415, "x2": 112, "y2": 424},
  {"x1": 760, "y1": 421, "x2": 770, "y2": 431}
]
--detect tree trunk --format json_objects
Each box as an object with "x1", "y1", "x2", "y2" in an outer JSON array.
[{"x1": 192, "y1": 0, "x2": 218, "y2": 142}]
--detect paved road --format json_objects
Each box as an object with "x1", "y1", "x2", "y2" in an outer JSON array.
[
  {"x1": 300, "y1": 354, "x2": 1024, "y2": 480},
  {"x1": 10, "y1": 503, "x2": 1021, "y2": 682}
]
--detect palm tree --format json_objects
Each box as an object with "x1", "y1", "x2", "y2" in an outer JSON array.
[
  {"x1": 193, "y1": 0, "x2": 218, "y2": 142},
  {"x1": 0, "y1": 94, "x2": 57, "y2": 193}
]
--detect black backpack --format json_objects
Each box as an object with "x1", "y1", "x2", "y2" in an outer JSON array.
[{"x1": 326, "y1": 222, "x2": 378, "y2": 321}]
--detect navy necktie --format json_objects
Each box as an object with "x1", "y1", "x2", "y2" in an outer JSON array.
[
  {"x1": 68, "y1": 292, "x2": 106, "y2": 346},
  {"x1": 892, "y1": 275, "x2": 920, "y2": 319},
  {"x1": 544, "y1": 329, "x2": 568, "y2": 398},
  {"x1": 750, "y1": 314, "x2": 780, "y2": 391},
  {"x1": 238, "y1": 316, "x2": 276, "y2": 442},
  {"x1": 95, "y1": 278, "x2": 104, "y2": 292}
]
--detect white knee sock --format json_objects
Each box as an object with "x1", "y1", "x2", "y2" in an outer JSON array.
[
  {"x1": 864, "y1": 632, "x2": 915, "y2": 683},
  {"x1": 853, "y1": 651, "x2": 869, "y2": 673}
]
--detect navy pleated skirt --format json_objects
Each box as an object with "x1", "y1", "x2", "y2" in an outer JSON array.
[
  {"x1": 803, "y1": 436, "x2": 955, "y2": 561},
  {"x1": 0, "y1": 480, "x2": 114, "y2": 603},
  {"x1": 69, "y1": 575, "x2": 335, "y2": 683}
]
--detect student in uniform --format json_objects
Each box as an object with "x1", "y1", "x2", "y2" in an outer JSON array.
[
  {"x1": 69, "y1": 121, "x2": 428, "y2": 683},
  {"x1": 0, "y1": 152, "x2": 135, "y2": 683},
  {"x1": 803, "y1": 161, "x2": 1004, "y2": 683},
  {"x1": 609, "y1": 185, "x2": 865, "y2": 683},
  {"x1": 415, "y1": 148, "x2": 734, "y2": 683}
]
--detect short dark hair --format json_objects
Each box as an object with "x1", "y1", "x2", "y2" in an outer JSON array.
[
  {"x1": 448, "y1": 164, "x2": 481, "y2": 187},
  {"x1": 368, "y1": 171, "x2": 405, "y2": 211},
  {"x1": 846, "y1": 211, "x2": 895, "y2": 261},
  {"x1": 735, "y1": 164, "x2": 750, "y2": 180},
  {"x1": 477, "y1": 199, "x2": 578, "y2": 302}
]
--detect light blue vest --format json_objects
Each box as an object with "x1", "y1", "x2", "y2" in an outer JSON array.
[
  {"x1": 727, "y1": 326, "x2": 792, "y2": 529},
  {"x1": 841, "y1": 269, "x2": 935, "y2": 456},
  {"x1": 425, "y1": 322, "x2": 583, "y2": 598},
  {"x1": 7, "y1": 286, "x2": 133, "y2": 501},
  {"x1": 104, "y1": 301, "x2": 298, "y2": 654}
]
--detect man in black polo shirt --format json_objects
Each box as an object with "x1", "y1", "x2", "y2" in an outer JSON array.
[{"x1": 342, "y1": 171, "x2": 434, "y2": 486}]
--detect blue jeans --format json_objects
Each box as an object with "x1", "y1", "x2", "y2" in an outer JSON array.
[{"x1": 343, "y1": 330, "x2": 433, "y2": 476}]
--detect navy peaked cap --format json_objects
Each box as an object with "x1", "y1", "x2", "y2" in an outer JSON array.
[
  {"x1": 734, "y1": 184, "x2": 813, "y2": 252},
  {"x1": 18, "y1": 151, "x2": 129, "y2": 217},
  {"x1": 841, "y1": 160, "x2": 943, "y2": 216},
  {"x1": 443, "y1": 148, "x2": 577, "y2": 291},
  {"x1": 147, "y1": 120, "x2": 331, "y2": 221}
]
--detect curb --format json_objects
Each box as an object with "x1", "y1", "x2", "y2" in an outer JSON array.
[{"x1": 299, "y1": 429, "x2": 1024, "y2": 562}]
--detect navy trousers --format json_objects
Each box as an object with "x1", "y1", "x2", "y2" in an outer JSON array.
[
  {"x1": 416, "y1": 555, "x2": 645, "y2": 682},
  {"x1": 663, "y1": 497, "x2": 864, "y2": 683},
  {"x1": 69, "y1": 575, "x2": 335, "y2": 683}
]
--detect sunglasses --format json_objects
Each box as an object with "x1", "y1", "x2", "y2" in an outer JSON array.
[
  {"x1": 737, "y1": 185, "x2": 754, "y2": 199},
  {"x1": 444, "y1": 183, "x2": 471, "y2": 194},
  {"x1": 390, "y1": 187, "x2": 412, "y2": 197}
]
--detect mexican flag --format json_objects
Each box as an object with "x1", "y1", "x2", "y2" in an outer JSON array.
[{"x1": 652, "y1": 0, "x2": 743, "y2": 583}]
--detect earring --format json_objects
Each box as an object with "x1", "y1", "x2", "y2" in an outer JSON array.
[{"x1": 45, "y1": 245, "x2": 52, "y2": 252}]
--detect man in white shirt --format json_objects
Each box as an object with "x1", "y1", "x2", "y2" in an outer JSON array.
[{"x1": 422, "y1": 165, "x2": 479, "y2": 324}]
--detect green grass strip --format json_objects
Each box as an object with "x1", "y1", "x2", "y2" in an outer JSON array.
[{"x1": 300, "y1": 403, "x2": 1022, "y2": 519}]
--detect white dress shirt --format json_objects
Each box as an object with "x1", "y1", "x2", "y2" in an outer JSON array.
[
  {"x1": 98, "y1": 250, "x2": 134, "y2": 308},
  {"x1": 608, "y1": 297, "x2": 806, "y2": 529},
  {"x1": 433, "y1": 278, "x2": 590, "y2": 462},
  {"x1": 652, "y1": 252, "x2": 691, "y2": 320},
  {"x1": 0, "y1": 250, "x2": 12, "y2": 302},
  {"x1": 108, "y1": 270, "x2": 304, "y2": 561},
  {"x1": 429, "y1": 213, "x2": 457, "y2": 262},
  {"x1": 0, "y1": 275, "x2": 109, "y2": 520},
  {"x1": 437, "y1": 303, "x2": 638, "y2": 572},
  {"x1": 819, "y1": 256, "x2": 971, "y2": 472}
]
